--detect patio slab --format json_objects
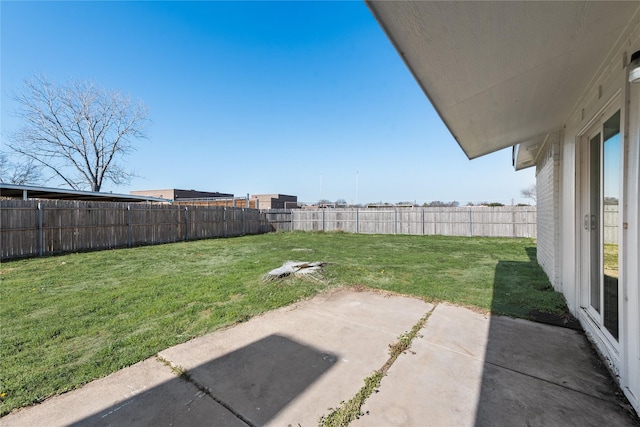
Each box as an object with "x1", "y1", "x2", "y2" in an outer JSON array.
[
  {"x1": 353, "y1": 303, "x2": 636, "y2": 427},
  {"x1": 0, "y1": 358, "x2": 245, "y2": 427},
  {"x1": 157, "y1": 288, "x2": 433, "y2": 426},
  {"x1": 2, "y1": 291, "x2": 636, "y2": 427},
  {"x1": 1, "y1": 288, "x2": 431, "y2": 427}
]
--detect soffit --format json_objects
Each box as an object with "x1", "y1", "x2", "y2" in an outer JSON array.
[{"x1": 367, "y1": 1, "x2": 640, "y2": 159}]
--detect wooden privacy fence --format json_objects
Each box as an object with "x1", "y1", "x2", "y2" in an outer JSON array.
[
  {"x1": 1, "y1": 199, "x2": 273, "y2": 260},
  {"x1": 604, "y1": 204, "x2": 619, "y2": 244},
  {"x1": 264, "y1": 206, "x2": 537, "y2": 238}
]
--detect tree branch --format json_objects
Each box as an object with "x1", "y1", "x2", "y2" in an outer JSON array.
[{"x1": 9, "y1": 74, "x2": 149, "y2": 191}]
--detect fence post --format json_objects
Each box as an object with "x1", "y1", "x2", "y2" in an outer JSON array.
[
  {"x1": 127, "y1": 204, "x2": 132, "y2": 247},
  {"x1": 422, "y1": 208, "x2": 425, "y2": 235},
  {"x1": 38, "y1": 202, "x2": 43, "y2": 257},
  {"x1": 242, "y1": 208, "x2": 246, "y2": 235},
  {"x1": 322, "y1": 208, "x2": 325, "y2": 232},
  {"x1": 356, "y1": 208, "x2": 359, "y2": 234},
  {"x1": 469, "y1": 208, "x2": 473, "y2": 237},
  {"x1": 394, "y1": 208, "x2": 397, "y2": 235},
  {"x1": 184, "y1": 206, "x2": 189, "y2": 241},
  {"x1": 525, "y1": 209, "x2": 529, "y2": 238},
  {"x1": 290, "y1": 209, "x2": 294, "y2": 231},
  {"x1": 224, "y1": 207, "x2": 227, "y2": 237}
]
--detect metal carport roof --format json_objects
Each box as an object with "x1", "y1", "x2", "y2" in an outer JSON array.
[{"x1": 0, "y1": 183, "x2": 168, "y2": 203}]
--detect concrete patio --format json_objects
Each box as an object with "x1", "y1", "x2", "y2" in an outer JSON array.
[{"x1": 2, "y1": 289, "x2": 636, "y2": 426}]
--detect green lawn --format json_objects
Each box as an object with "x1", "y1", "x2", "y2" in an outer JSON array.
[{"x1": 0, "y1": 232, "x2": 566, "y2": 416}]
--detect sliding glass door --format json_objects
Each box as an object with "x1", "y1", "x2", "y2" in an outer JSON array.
[{"x1": 582, "y1": 109, "x2": 620, "y2": 341}]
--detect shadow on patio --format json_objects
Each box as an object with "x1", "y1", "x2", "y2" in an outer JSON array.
[
  {"x1": 472, "y1": 247, "x2": 634, "y2": 426},
  {"x1": 68, "y1": 334, "x2": 337, "y2": 426}
]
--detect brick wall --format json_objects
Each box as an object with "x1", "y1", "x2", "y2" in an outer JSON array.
[{"x1": 535, "y1": 137, "x2": 561, "y2": 290}]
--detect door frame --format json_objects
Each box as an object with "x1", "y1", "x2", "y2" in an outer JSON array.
[{"x1": 576, "y1": 94, "x2": 623, "y2": 367}]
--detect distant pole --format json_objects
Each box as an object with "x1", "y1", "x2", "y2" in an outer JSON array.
[{"x1": 356, "y1": 170, "x2": 359, "y2": 206}]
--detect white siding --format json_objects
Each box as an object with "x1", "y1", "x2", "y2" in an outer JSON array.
[
  {"x1": 622, "y1": 75, "x2": 640, "y2": 412},
  {"x1": 560, "y1": 139, "x2": 576, "y2": 313},
  {"x1": 535, "y1": 136, "x2": 562, "y2": 291},
  {"x1": 552, "y1": 19, "x2": 640, "y2": 412}
]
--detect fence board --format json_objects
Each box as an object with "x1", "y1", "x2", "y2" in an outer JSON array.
[
  {"x1": 267, "y1": 207, "x2": 536, "y2": 238},
  {"x1": 1, "y1": 201, "x2": 536, "y2": 260},
  {"x1": 1, "y1": 200, "x2": 273, "y2": 260}
]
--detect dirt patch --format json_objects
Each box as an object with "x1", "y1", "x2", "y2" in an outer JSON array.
[{"x1": 529, "y1": 310, "x2": 582, "y2": 331}]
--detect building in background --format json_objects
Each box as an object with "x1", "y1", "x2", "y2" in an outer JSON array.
[
  {"x1": 251, "y1": 194, "x2": 298, "y2": 209},
  {"x1": 130, "y1": 189, "x2": 233, "y2": 202}
]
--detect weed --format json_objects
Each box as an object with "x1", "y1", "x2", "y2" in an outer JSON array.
[
  {"x1": 319, "y1": 310, "x2": 433, "y2": 426},
  {"x1": 318, "y1": 370, "x2": 384, "y2": 427}
]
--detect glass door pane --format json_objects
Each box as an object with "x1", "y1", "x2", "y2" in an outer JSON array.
[{"x1": 602, "y1": 111, "x2": 620, "y2": 340}]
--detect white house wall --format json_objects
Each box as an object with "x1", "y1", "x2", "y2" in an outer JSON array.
[
  {"x1": 622, "y1": 71, "x2": 640, "y2": 412},
  {"x1": 551, "y1": 18, "x2": 640, "y2": 412},
  {"x1": 560, "y1": 136, "x2": 577, "y2": 313},
  {"x1": 535, "y1": 136, "x2": 562, "y2": 292}
]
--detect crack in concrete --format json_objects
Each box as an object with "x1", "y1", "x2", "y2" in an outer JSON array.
[
  {"x1": 156, "y1": 356, "x2": 255, "y2": 427},
  {"x1": 318, "y1": 304, "x2": 438, "y2": 426}
]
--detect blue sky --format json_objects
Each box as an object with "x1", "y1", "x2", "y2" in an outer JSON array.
[{"x1": 1, "y1": 1, "x2": 535, "y2": 205}]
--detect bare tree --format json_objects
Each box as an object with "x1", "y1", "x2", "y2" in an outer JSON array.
[
  {"x1": 9, "y1": 75, "x2": 149, "y2": 192},
  {"x1": 0, "y1": 152, "x2": 41, "y2": 185},
  {"x1": 520, "y1": 184, "x2": 537, "y2": 203}
]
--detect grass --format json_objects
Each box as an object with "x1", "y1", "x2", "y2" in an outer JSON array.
[
  {"x1": 604, "y1": 243, "x2": 618, "y2": 277},
  {"x1": 0, "y1": 232, "x2": 567, "y2": 416}
]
